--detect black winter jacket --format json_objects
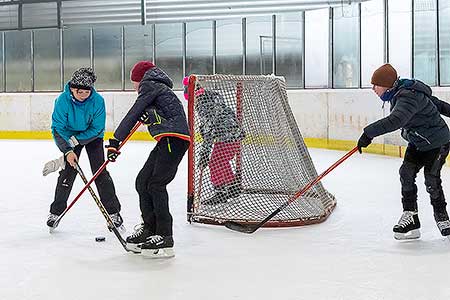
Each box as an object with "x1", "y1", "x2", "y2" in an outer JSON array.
[
  {"x1": 364, "y1": 79, "x2": 450, "y2": 151},
  {"x1": 113, "y1": 67, "x2": 190, "y2": 142}
]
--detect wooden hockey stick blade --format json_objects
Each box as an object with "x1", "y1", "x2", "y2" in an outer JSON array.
[{"x1": 224, "y1": 221, "x2": 258, "y2": 234}]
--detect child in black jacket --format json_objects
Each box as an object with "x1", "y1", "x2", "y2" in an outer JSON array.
[
  {"x1": 107, "y1": 61, "x2": 190, "y2": 258},
  {"x1": 358, "y1": 63, "x2": 450, "y2": 240}
]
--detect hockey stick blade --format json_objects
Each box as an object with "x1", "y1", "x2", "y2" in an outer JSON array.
[
  {"x1": 224, "y1": 221, "x2": 258, "y2": 234},
  {"x1": 224, "y1": 147, "x2": 358, "y2": 234},
  {"x1": 74, "y1": 163, "x2": 139, "y2": 254}
]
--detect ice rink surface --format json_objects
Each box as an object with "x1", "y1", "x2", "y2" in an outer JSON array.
[{"x1": 1, "y1": 139, "x2": 450, "y2": 300}]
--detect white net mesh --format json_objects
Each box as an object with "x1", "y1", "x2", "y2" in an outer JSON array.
[{"x1": 187, "y1": 74, "x2": 336, "y2": 227}]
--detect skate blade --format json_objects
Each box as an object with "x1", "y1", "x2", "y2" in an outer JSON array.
[
  {"x1": 141, "y1": 248, "x2": 175, "y2": 259},
  {"x1": 126, "y1": 243, "x2": 142, "y2": 254},
  {"x1": 117, "y1": 224, "x2": 126, "y2": 234},
  {"x1": 394, "y1": 229, "x2": 421, "y2": 240},
  {"x1": 49, "y1": 226, "x2": 55, "y2": 234}
]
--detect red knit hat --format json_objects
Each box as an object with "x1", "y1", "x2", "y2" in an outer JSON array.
[{"x1": 130, "y1": 61, "x2": 156, "y2": 82}]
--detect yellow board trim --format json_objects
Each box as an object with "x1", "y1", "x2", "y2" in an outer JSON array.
[
  {"x1": 0, "y1": 131, "x2": 155, "y2": 141},
  {"x1": 2, "y1": 131, "x2": 447, "y2": 165}
]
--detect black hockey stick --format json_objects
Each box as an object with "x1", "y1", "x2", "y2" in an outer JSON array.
[
  {"x1": 224, "y1": 146, "x2": 359, "y2": 234},
  {"x1": 52, "y1": 121, "x2": 142, "y2": 229},
  {"x1": 74, "y1": 162, "x2": 139, "y2": 253}
]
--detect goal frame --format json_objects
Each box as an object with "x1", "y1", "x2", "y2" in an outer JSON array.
[{"x1": 186, "y1": 74, "x2": 336, "y2": 227}]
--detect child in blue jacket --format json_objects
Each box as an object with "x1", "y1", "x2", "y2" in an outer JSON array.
[{"x1": 47, "y1": 67, "x2": 123, "y2": 230}]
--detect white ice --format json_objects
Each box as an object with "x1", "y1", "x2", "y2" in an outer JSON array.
[{"x1": 1, "y1": 140, "x2": 450, "y2": 300}]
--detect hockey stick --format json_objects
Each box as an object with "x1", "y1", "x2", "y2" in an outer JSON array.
[
  {"x1": 51, "y1": 121, "x2": 142, "y2": 229},
  {"x1": 73, "y1": 163, "x2": 139, "y2": 253},
  {"x1": 224, "y1": 146, "x2": 359, "y2": 234}
]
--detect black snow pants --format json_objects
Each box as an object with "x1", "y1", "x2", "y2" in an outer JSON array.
[
  {"x1": 135, "y1": 137, "x2": 189, "y2": 237},
  {"x1": 399, "y1": 142, "x2": 450, "y2": 213},
  {"x1": 50, "y1": 138, "x2": 121, "y2": 215}
]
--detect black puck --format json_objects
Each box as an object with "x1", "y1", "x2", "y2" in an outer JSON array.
[{"x1": 95, "y1": 236, "x2": 106, "y2": 242}]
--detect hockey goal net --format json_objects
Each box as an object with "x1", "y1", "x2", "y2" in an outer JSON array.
[{"x1": 187, "y1": 74, "x2": 336, "y2": 227}]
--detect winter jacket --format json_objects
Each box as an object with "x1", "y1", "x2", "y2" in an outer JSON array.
[
  {"x1": 51, "y1": 83, "x2": 106, "y2": 154},
  {"x1": 364, "y1": 79, "x2": 450, "y2": 151},
  {"x1": 113, "y1": 67, "x2": 190, "y2": 142},
  {"x1": 197, "y1": 90, "x2": 245, "y2": 151}
]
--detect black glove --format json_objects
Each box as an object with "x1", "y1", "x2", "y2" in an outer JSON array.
[
  {"x1": 106, "y1": 138, "x2": 121, "y2": 162},
  {"x1": 198, "y1": 148, "x2": 210, "y2": 170},
  {"x1": 357, "y1": 132, "x2": 372, "y2": 154},
  {"x1": 139, "y1": 110, "x2": 151, "y2": 125}
]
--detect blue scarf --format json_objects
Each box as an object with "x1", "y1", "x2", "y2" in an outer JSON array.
[{"x1": 380, "y1": 88, "x2": 397, "y2": 102}]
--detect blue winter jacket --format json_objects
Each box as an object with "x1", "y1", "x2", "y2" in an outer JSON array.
[{"x1": 51, "y1": 83, "x2": 106, "y2": 154}]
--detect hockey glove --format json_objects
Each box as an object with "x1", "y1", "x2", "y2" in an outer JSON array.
[
  {"x1": 357, "y1": 132, "x2": 372, "y2": 154},
  {"x1": 139, "y1": 110, "x2": 151, "y2": 125},
  {"x1": 42, "y1": 156, "x2": 65, "y2": 176},
  {"x1": 106, "y1": 138, "x2": 121, "y2": 162}
]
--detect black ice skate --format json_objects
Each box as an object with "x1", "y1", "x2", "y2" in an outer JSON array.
[
  {"x1": 47, "y1": 213, "x2": 59, "y2": 232},
  {"x1": 202, "y1": 184, "x2": 241, "y2": 205},
  {"x1": 125, "y1": 223, "x2": 154, "y2": 253},
  {"x1": 434, "y1": 211, "x2": 450, "y2": 237},
  {"x1": 110, "y1": 212, "x2": 125, "y2": 233},
  {"x1": 393, "y1": 211, "x2": 421, "y2": 240},
  {"x1": 140, "y1": 235, "x2": 175, "y2": 258}
]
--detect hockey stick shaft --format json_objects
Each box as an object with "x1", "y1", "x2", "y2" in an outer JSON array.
[
  {"x1": 74, "y1": 163, "x2": 137, "y2": 253},
  {"x1": 225, "y1": 146, "x2": 359, "y2": 233},
  {"x1": 53, "y1": 121, "x2": 142, "y2": 227}
]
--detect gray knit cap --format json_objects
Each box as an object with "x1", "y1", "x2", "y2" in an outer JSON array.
[{"x1": 69, "y1": 67, "x2": 97, "y2": 90}]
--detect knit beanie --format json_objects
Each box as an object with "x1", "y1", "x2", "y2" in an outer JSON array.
[
  {"x1": 371, "y1": 64, "x2": 398, "y2": 88},
  {"x1": 130, "y1": 61, "x2": 156, "y2": 82},
  {"x1": 69, "y1": 67, "x2": 97, "y2": 90}
]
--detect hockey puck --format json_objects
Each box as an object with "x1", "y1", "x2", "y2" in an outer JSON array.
[{"x1": 95, "y1": 236, "x2": 106, "y2": 242}]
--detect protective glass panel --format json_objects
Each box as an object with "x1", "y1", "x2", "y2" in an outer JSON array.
[
  {"x1": 414, "y1": 0, "x2": 437, "y2": 85},
  {"x1": 333, "y1": 4, "x2": 360, "y2": 88},
  {"x1": 388, "y1": 0, "x2": 411, "y2": 78},
  {"x1": 155, "y1": 23, "x2": 183, "y2": 89},
  {"x1": 93, "y1": 26, "x2": 122, "y2": 90},
  {"x1": 124, "y1": 24, "x2": 153, "y2": 89},
  {"x1": 216, "y1": 18, "x2": 243, "y2": 75},
  {"x1": 276, "y1": 12, "x2": 303, "y2": 88},
  {"x1": 63, "y1": 28, "x2": 90, "y2": 84},
  {"x1": 440, "y1": 1, "x2": 450, "y2": 85},
  {"x1": 5, "y1": 31, "x2": 32, "y2": 92},
  {"x1": 186, "y1": 21, "x2": 213, "y2": 76},
  {"x1": 361, "y1": 0, "x2": 384, "y2": 87},
  {"x1": 34, "y1": 29, "x2": 61, "y2": 91},
  {"x1": 305, "y1": 8, "x2": 328, "y2": 88},
  {"x1": 0, "y1": 34, "x2": 3, "y2": 92},
  {"x1": 246, "y1": 16, "x2": 272, "y2": 75}
]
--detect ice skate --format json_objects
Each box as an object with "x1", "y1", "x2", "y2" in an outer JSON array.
[
  {"x1": 393, "y1": 211, "x2": 421, "y2": 240},
  {"x1": 140, "y1": 235, "x2": 175, "y2": 259},
  {"x1": 125, "y1": 223, "x2": 154, "y2": 253},
  {"x1": 47, "y1": 214, "x2": 59, "y2": 233},
  {"x1": 434, "y1": 211, "x2": 450, "y2": 237},
  {"x1": 110, "y1": 212, "x2": 126, "y2": 233}
]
